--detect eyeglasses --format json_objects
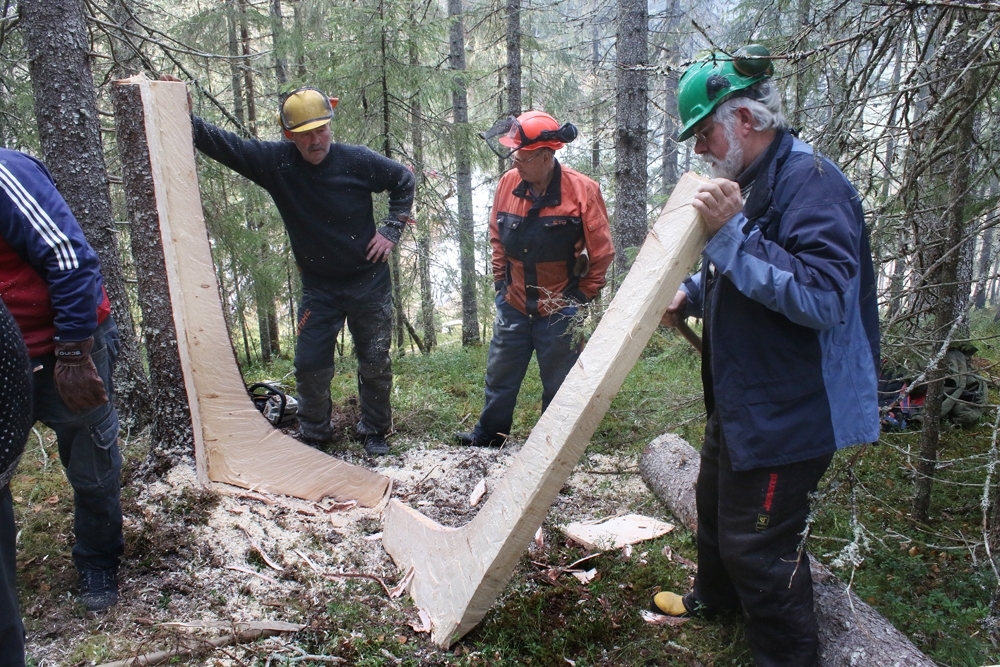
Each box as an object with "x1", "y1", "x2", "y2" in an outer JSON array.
[
  {"x1": 692, "y1": 118, "x2": 718, "y2": 144},
  {"x1": 510, "y1": 151, "x2": 543, "y2": 167}
]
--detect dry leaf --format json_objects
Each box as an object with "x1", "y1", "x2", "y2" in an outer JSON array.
[{"x1": 534, "y1": 526, "x2": 544, "y2": 549}]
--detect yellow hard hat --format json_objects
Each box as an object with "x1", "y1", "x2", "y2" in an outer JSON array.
[{"x1": 279, "y1": 87, "x2": 339, "y2": 132}]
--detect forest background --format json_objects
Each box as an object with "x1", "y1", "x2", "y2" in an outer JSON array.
[{"x1": 3, "y1": 0, "x2": 1000, "y2": 664}]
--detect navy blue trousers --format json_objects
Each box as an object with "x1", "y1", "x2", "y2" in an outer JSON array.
[{"x1": 472, "y1": 296, "x2": 581, "y2": 444}]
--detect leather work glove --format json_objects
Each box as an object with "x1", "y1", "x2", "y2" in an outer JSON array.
[{"x1": 54, "y1": 337, "x2": 109, "y2": 412}]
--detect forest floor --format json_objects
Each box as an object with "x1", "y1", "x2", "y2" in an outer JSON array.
[
  {"x1": 12, "y1": 327, "x2": 1000, "y2": 666},
  {"x1": 14, "y1": 410, "x2": 659, "y2": 666}
]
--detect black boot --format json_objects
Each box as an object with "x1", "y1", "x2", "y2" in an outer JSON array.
[{"x1": 79, "y1": 569, "x2": 118, "y2": 612}]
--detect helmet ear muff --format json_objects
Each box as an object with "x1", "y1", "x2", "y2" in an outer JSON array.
[{"x1": 536, "y1": 123, "x2": 578, "y2": 145}]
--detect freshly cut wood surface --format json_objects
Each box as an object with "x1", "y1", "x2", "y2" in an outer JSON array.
[
  {"x1": 639, "y1": 434, "x2": 935, "y2": 667},
  {"x1": 113, "y1": 76, "x2": 389, "y2": 506},
  {"x1": 563, "y1": 514, "x2": 674, "y2": 550},
  {"x1": 382, "y1": 172, "x2": 710, "y2": 646}
]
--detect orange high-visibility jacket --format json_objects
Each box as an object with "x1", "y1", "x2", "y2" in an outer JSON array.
[{"x1": 490, "y1": 160, "x2": 615, "y2": 317}]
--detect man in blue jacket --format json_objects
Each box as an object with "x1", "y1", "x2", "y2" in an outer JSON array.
[
  {"x1": 653, "y1": 47, "x2": 880, "y2": 667},
  {"x1": 168, "y1": 80, "x2": 415, "y2": 456},
  {"x1": 0, "y1": 148, "x2": 124, "y2": 614}
]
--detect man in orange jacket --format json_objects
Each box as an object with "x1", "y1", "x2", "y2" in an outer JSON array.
[{"x1": 458, "y1": 111, "x2": 615, "y2": 447}]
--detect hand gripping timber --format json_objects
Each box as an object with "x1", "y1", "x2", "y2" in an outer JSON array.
[
  {"x1": 113, "y1": 76, "x2": 389, "y2": 506},
  {"x1": 382, "y1": 172, "x2": 710, "y2": 645}
]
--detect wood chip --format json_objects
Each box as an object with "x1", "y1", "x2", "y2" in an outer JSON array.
[
  {"x1": 409, "y1": 608, "x2": 432, "y2": 633},
  {"x1": 563, "y1": 514, "x2": 674, "y2": 550},
  {"x1": 240, "y1": 526, "x2": 284, "y2": 572},
  {"x1": 324, "y1": 500, "x2": 357, "y2": 513},
  {"x1": 469, "y1": 479, "x2": 487, "y2": 507},
  {"x1": 236, "y1": 491, "x2": 277, "y2": 506},
  {"x1": 389, "y1": 567, "x2": 415, "y2": 599},
  {"x1": 294, "y1": 549, "x2": 320, "y2": 572},
  {"x1": 571, "y1": 568, "x2": 598, "y2": 584},
  {"x1": 641, "y1": 610, "x2": 688, "y2": 626}
]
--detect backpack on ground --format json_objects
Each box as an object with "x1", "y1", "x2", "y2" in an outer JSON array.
[{"x1": 879, "y1": 347, "x2": 989, "y2": 430}]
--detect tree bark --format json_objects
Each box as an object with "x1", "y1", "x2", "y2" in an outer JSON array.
[
  {"x1": 911, "y1": 17, "x2": 979, "y2": 522},
  {"x1": 111, "y1": 81, "x2": 194, "y2": 475},
  {"x1": 410, "y1": 37, "x2": 436, "y2": 353},
  {"x1": 22, "y1": 0, "x2": 152, "y2": 429},
  {"x1": 450, "y1": 0, "x2": 479, "y2": 346},
  {"x1": 640, "y1": 435, "x2": 936, "y2": 667},
  {"x1": 505, "y1": 0, "x2": 521, "y2": 118},
  {"x1": 613, "y1": 0, "x2": 648, "y2": 264}
]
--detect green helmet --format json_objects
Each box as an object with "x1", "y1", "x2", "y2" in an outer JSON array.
[{"x1": 676, "y1": 45, "x2": 775, "y2": 141}]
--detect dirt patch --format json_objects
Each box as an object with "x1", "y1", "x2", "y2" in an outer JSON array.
[{"x1": 20, "y1": 436, "x2": 651, "y2": 665}]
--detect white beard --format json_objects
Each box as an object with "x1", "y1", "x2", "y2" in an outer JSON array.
[{"x1": 702, "y1": 139, "x2": 744, "y2": 181}]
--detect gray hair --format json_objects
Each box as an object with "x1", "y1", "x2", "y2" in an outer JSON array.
[{"x1": 713, "y1": 80, "x2": 790, "y2": 133}]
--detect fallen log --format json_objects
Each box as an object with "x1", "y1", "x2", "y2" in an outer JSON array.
[{"x1": 639, "y1": 434, "x2": 935, "y2": 667}]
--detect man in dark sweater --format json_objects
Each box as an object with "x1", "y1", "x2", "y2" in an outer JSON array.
[{"x1": 187, "y1": 85, "x2": 415, "y2": 455}]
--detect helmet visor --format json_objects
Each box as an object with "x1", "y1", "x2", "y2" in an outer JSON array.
[{"x1": 479, "y1": 116, "x2": 519, "y2": 160}]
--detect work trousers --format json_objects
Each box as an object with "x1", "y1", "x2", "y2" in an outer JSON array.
[
  {"x1": 0, "y1": 486, "x2": 24, "y2": 667},
  {"x1": 31, "y1": 317, "x2": 123, "y2": 574},
  {"x1": 471, "y1": 296, "x2": 581, "y2": 444},
  {"x1": 294, "y1": 281, "x2": 393, "y2": 441},
  {"x1": 692, "y1": 411, "x2": 832, "y2": 667}
]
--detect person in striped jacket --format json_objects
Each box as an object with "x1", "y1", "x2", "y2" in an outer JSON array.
[{"x1": 0, "y1": 148, "x2": 123, "y2": 614}]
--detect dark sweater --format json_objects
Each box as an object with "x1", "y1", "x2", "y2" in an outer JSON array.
[
  {"x1": 0, "y1": 298, "x2": 31, "y2": 488},
  {"x1": 193, "y1": 117, "x2": 414, "y2": 293}
]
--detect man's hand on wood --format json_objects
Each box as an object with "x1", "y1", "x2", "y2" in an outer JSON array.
[
  {"x1": 660, "y1": 289, "x2": 688, "y2": 328},
  {"x1": 692, "y1": 178, "x2": 743, "y2": 236}
]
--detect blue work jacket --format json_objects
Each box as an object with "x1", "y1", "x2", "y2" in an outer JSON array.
[{"x1": 682, "y1": 132, "x2": 880, "y2": 470}]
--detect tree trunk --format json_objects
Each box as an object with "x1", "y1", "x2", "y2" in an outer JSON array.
[
  {"x1": 111, "y1": 81, "x2": 194, "y2": 475},
  {"x1": 661, "y1": 70, "x2": 679, "y2": 195},
  {"x1": 270, "y1": 0, "x2": 289, "y2": 86},
  {"x1": 22, "y1": 0, "x2": 152, "y2": 429},
  {"x1": 450, "y1": 0, "x2": 479, "y2": 346},
  {"x1": 232, "y1": 0, "x2": 280, "y2": 363},
  {"x1": 911, "y1": 16, "x2": 979, "y2": 523},
  {"x1": 505, "y1": 0, "x2": 521, "y2": 118},
  {"x1": 613, "y1": 0, "x2": 648, "y2": 264},
  {"x1": 410, "y1": 38, "x2": 436, "y2": 353},
  {"x1": 377, "y1": 1, "x2": 406, "y2": 354}
]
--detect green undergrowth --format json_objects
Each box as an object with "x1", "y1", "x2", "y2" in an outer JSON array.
[{"x1": 16, "y1": 317, "x2": 1000, "y2": 665}]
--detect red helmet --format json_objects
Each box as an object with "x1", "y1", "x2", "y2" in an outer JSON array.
[{"x1": 499, "y1": 111, "x2": 574, "y2": 151}]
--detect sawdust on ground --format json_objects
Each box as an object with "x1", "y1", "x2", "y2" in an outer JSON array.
[{"x1": 22, "y1": 438, "x2": 656, "y2": 666}]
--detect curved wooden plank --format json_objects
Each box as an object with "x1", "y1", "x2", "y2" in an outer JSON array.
[
  {"x1": 113, "y1": 76, "x2": 389, "y2": 506},
  {"x1": 382, "y1": 173, "x2": 709, "y2": 645}
]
